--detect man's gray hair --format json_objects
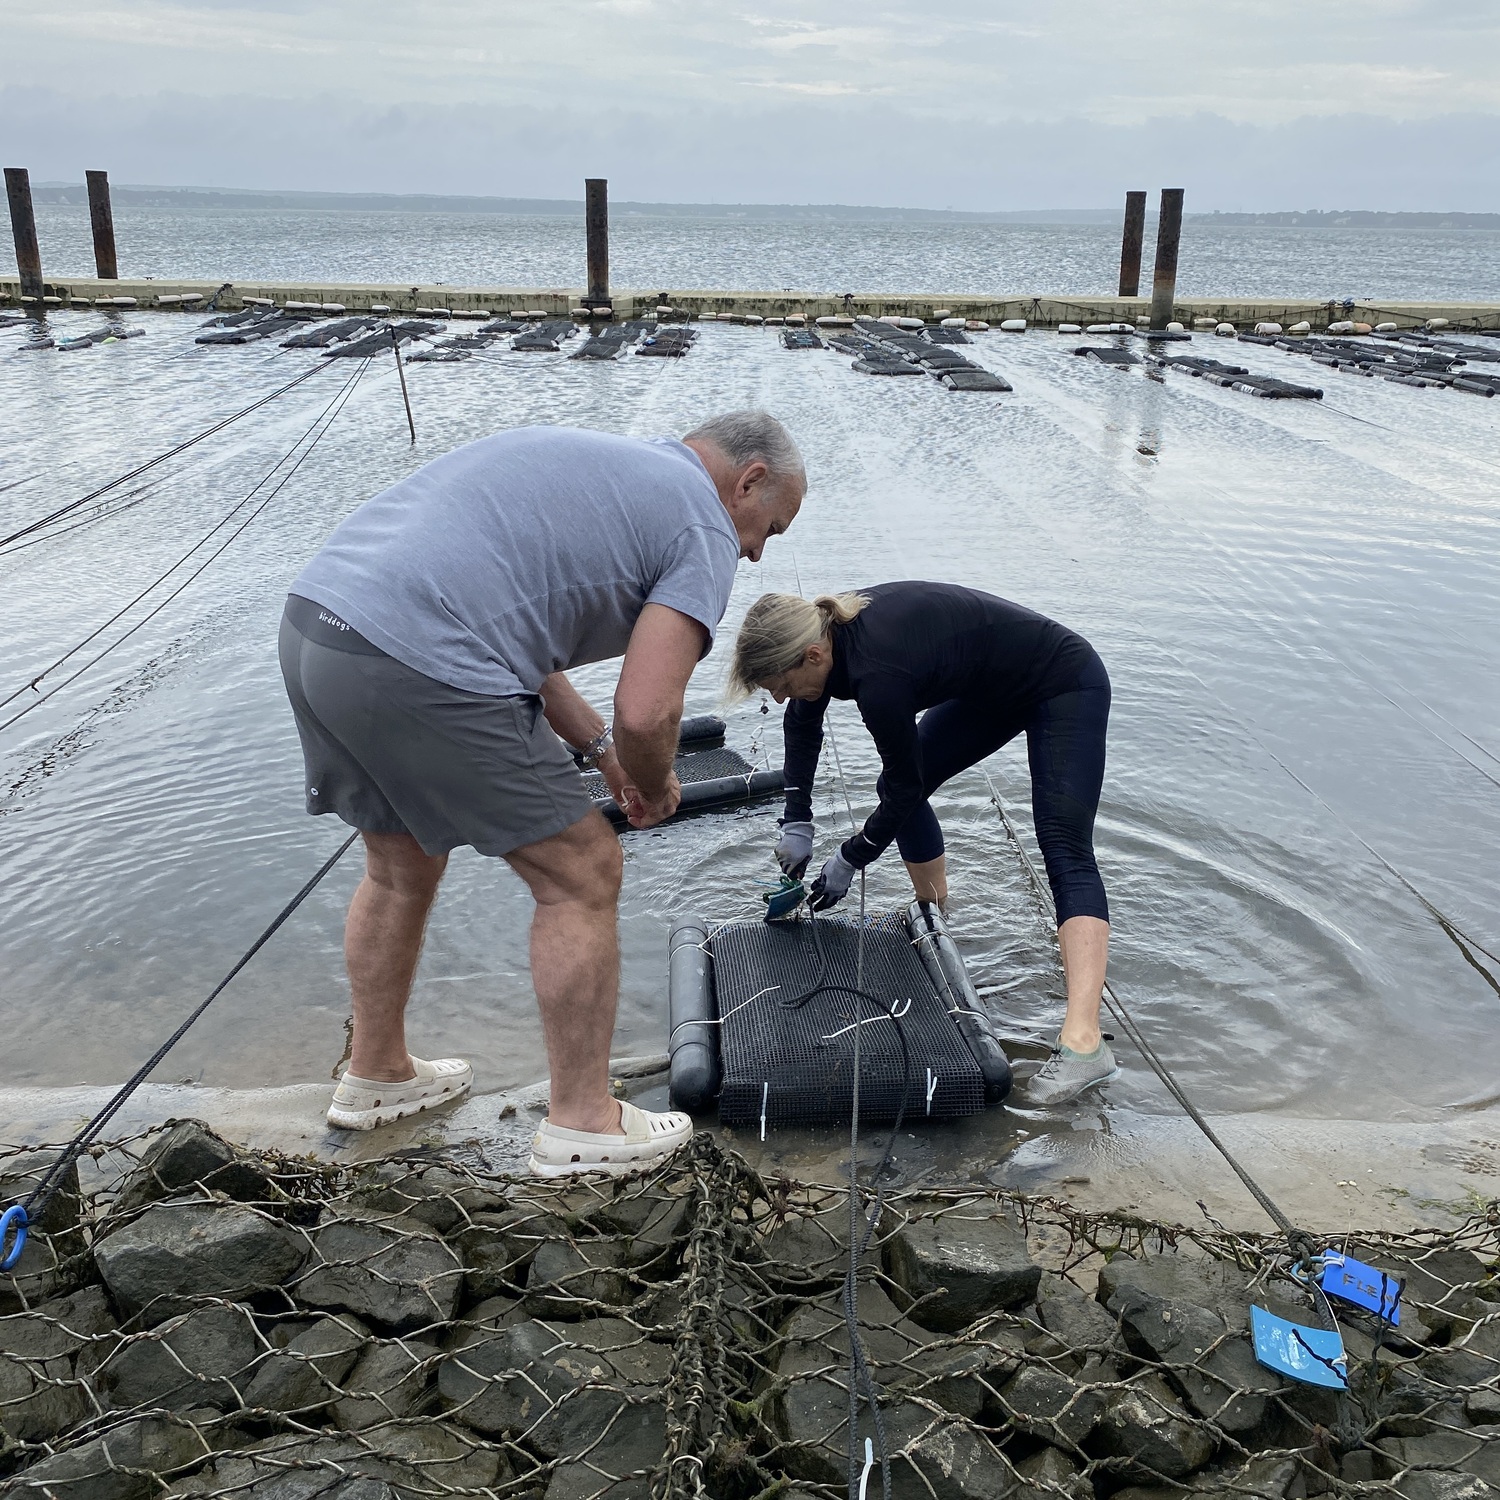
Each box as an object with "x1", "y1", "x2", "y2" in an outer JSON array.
[{"x1": 682, "y1": 410, "x2": 804, "y2": 479}]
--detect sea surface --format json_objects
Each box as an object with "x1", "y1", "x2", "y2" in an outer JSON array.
[
  {"x1": 1, "y1": 293, "x2": 1498, "y2": 1147},
  {"x1": 12, "y1": 205, "x2": 1500, "y2": 302}
]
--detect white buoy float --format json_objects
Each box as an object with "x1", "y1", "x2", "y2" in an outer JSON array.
[
  {"x1": 1165, "y1": 321, "x2": 1185, "y2": 333},
  {"x1": 1374, "y1": 322, "x2": 1398, "y2": 332},
  {"x1": 785, "y1": 314, "x2": 806, "y2": 325},
  {"x1": 1215, "y1": 323, "x2": 1236, "y2": 336},
  {"x1": 940, "y1": 317, "x2": 966, "y2": 328},
  {"x1": 245, "y1": 297, "x2": 274, "y2": 307},
  {"x1": 1288, "y1": 321, "x2": 1311, "y2": 334},
  {"x1": 1327, "y1": 320, "x2": 1355, "y2": 333},
  {"x1": 370, "y1": 304, "x2": 390, "y2": 314},
  {"x1": 1253, "y1": 321, "x2": 1283, "y2": 335},
  {"x1": 1000, "y1": 318, "x2": 1027, "y2": 332},
  {"x1": 895, "y1": 317, "x2": 925, "y2": 330},
  {"x1": 1058, "y1": 323, "x2": 1082, "y2": 333},
  {"x1": 965, "y1": 320, "x2": 990, "y2": 331},
  {"x1": 1426, "y1": 317, "x2": 1449, "y2": 330}
]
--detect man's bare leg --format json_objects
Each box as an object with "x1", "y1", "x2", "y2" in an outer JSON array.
[
  {"x1": 904, "y1": 855, "x2": 948, "y2": 906},
  {"x1": 504, "y1": 811, "x2": 624, "y2": 1135},
  {"x1": 346, "y1": 831, "x2": 448, "y2": 1082},
  {"x1": 1057, "y1": 915, "x2": 1110, "y2": 1053}
]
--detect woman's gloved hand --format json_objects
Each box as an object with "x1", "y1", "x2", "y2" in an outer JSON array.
[
  {"x1": 809, "y1": 849, "x2": 857, "y2": 911},
  {"x1": 774, "y1": 820, "x2": 815, "y2": 879}
]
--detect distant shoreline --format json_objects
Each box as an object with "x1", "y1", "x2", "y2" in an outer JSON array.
[{"x1": 27, "y1": 185, "x2": 1500, "y2": 229}]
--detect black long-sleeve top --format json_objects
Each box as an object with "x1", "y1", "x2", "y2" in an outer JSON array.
[{"x1": 782, "y1": 581, "x2": 1096, "y2": 867}]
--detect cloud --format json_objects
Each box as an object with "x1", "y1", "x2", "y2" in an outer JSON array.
[
  {"x1": 2, "y1": 86, "x2": 1496, "y2": 211},
  {"x1": 8, "y1": 0, "x2": 1500, "y2": 123}
]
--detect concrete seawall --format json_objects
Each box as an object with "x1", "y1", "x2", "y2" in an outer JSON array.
[{"x1": 4, "y1": 275, "x2": 1498, "y2": 330}]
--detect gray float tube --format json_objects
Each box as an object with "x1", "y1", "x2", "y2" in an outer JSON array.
[
  {"x1": 667, "y1": 918, "x2": 720, "y2": 1112},
  {"x1": 905, "y1": 900, "x2": 1013, "y2": 1104},
  {"x1": 598, "y1": 768, "x2": 783, "y2": 828}
]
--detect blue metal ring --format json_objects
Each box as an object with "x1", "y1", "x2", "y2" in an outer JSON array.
[{"x1": 0, "y1": 1204, "x2": 29, "y2": 1273}]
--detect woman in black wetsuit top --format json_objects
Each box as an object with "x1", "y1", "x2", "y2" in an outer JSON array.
[{"x1": 728, "y1": 581, "x2": 1115, "y2": 1107}]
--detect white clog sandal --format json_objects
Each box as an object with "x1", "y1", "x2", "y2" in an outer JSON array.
[
  {"x1": 326, "y1": 1056, "x2": 472, "y2": 1130},
  {"x1": 527, "y1": 1100, "x2": 692, "y2": 1178}
]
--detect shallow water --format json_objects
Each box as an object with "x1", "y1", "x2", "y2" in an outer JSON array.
[
  {"x1": 1, "y1": 310, "x2": 1498, "y2": 1141},
  {"x1": 13, "y1": 206, "x2": 1500, "y2": 302}
]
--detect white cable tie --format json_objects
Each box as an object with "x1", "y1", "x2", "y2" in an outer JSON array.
[
  {"x1": 925, "y1": 1067, "x2": 937, "y2": 1115},
  {"x1": 760, "y1": 1081, "x2": 769, "y2": 1142},
  {"x1": 857, "y1": 1437, "x2": 875, "y2": 1500}
]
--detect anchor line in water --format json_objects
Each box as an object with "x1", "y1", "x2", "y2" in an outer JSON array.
[
  {"x1": 790, "y1": 593, "x2": 896, "y2": 1500},
  {"x1": 0, "y1": 477, "x2": 175, "y2": 558},
  {"x1": 0, "y1": 357, "x2": 372, "y2": 735},
  {"x1": 4, "y1": 830, "x2": 359, "y2": 1254},
  {"x1": 982, "y1": 771, "x2": 1314, "y2": 1253},
  {"x1": 0, "y1": 360, "x2": 335, "y2": 552}
]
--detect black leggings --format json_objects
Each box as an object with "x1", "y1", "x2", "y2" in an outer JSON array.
[{"x1": 878, "y1": 656, "x2": 1111, "y2": 925}]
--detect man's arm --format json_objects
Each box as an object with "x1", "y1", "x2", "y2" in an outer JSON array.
[
  {"x1": 614, "y1": 603, "x2": 709, "y2": 827},
  {"x1": 538, "y1": 671, "x2": 604, "y2": 751},
  {"x1": 538, "y1": 671, "x2": 632, "y2": 807}
]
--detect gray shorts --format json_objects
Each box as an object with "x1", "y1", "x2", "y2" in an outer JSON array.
[{"x1": 278, "y1": 598, "x2": 593, "y2": 857}]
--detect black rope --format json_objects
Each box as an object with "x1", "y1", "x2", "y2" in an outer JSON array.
[
  {"x1": 0, "y1": 357, "x2": 371, "y2": 733},
  {"x1": 14, "y1": 832, "x2": 359, "y2": 1225},
  {"x1": 984, "y1": 773, "x2": 1315, "y2": 1263},
  {"x1": 0, "y1": 360, "x2": 333, "y2": 551}
]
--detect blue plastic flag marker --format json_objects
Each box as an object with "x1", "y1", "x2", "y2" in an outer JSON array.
[
  {"x1": 1250, "y1": 1305, "x2": 1348, "y2": 1389},
  {"x1": 0, "y1": 1203, "x2": 29, "y2": 1273},
  {"x1": 1320, "y1": 1251, "x2": 1402, "y2": 1326}
]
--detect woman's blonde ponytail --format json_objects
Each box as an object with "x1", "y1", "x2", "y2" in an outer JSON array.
[{"x1": 726, "y1": 591, "x2": 869, "y2": 702}]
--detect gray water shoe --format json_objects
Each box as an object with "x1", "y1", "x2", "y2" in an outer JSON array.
[{"x1": 1023, "y1": 1038, "x2": 1119, "y2": 1108}]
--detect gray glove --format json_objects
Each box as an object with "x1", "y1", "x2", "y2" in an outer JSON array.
[
  {"x1": 774, "y1": 820, "x2": 815, "y2": 879},
  {"x1": 810, "y1": 849, "x2": 857, "y2": 911}
]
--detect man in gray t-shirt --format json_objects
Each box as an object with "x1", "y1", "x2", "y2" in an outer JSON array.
[{"x1": 278, "y1": 413, "x2": 806, "y2": 1174}]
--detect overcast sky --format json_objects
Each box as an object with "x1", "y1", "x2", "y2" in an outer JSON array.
[{"x1": 4, "y1": 0, "x2": 1497, "y2": 209}]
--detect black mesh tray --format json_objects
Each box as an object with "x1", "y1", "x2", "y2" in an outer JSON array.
[
  {"x1": 581, "y1": 746, "x2": 783, "y2": 826},
  {"x1": 709, "y1": 911, "x2": 987, "y2": 1128}
]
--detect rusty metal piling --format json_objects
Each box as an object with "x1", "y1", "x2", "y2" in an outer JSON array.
[
  {"x1": 1118, "y1": 190, "x2": 1146, "y2": 297},
  {"x1": 584, "y1": 178, "x2": 609, "y2": 309},
  {"x1": 4, "y1": 167, "x2": 44, "y2": 301},
  {"x1": 86, "y1": 170, "x2": 119, "y2": 279},
  {"x1": 1149, "y1": 187, "x2": 1185, "y2": 330}
]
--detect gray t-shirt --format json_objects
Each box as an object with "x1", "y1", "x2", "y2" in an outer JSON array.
[{"x1": 289, "y1": 426, "x2": 740, "y2": 696}]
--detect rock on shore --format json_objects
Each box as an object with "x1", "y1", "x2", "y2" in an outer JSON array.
[{"x1": 2, "y1": 1120, "x2": 1497, "y2": 1500}]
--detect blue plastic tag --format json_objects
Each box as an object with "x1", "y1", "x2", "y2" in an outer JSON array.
[
  {"x1": 1250, "y1": 1305, "x2": 1348, "y2": 1389},
  {"x1": 1320, "y1": 1251, "x2": 1401, "y2": 1325},
  {"x1": 763, "y1": 877, "x2": 807, "y2": 922}
]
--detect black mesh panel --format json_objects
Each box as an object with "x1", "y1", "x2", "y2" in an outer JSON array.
[{"x1": 709, "y1": 912, "x2": 986, "y2": 1128}]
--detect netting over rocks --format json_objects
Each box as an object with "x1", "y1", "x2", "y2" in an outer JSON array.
[{"x1": 3, "y1": 1120, "x2": 1498, "y2": 1500}]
